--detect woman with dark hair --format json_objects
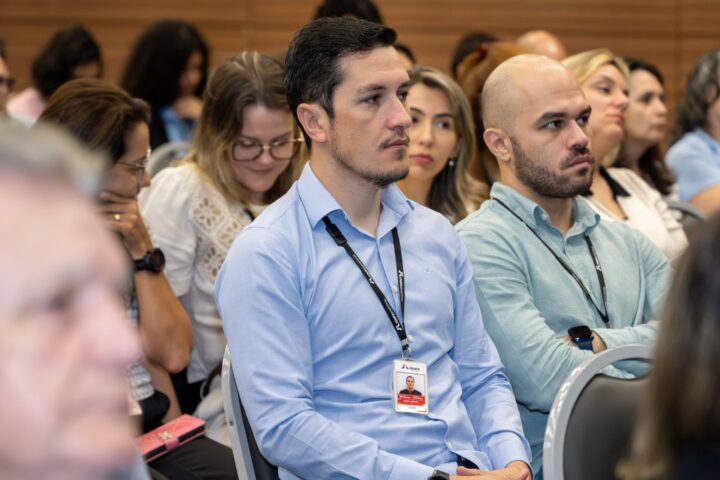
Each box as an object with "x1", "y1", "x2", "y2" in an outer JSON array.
[
  {"x1": 7, "y1": 25, "x2": 102, "y2": 124},
  {"x1": 38, "y1": 78, "x2": 237, "y2": 480},
  {"x1": 122, "y1": 20, "x2": 209, "y2": 150},
  {"x1": 615, "y1": 58, "x2": 675, "y2": 197},
  {"x1": 140, "y1": 52, "x2": 300, "y2": 442},
  {"x1": 666, "y1": 49, "x2": 720, "y2": 215},
  {"x1": 617, "y1": 213, "x2": 720, "y2": 479},
  {"x1": 563, "y1": 49, "x2": 687, "y2": 261},
  {"x1": 396, "y1": 66, "x2": 486, "y2": 223}
]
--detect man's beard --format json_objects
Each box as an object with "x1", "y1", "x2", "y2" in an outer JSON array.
[
  {"x1": 329, "y1": 132, "x2": 409, "y2": 187},
  {"x1": 510, "y1": 137, "x2": 594, "y2": 199}
]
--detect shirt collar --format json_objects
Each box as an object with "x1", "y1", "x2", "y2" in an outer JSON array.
[
  {"x1": 490, "y1": 182, "x2": 600, "y2": 235},
  {"x1": 297, "y1": 163, "x2": 414, "y2": 235}
]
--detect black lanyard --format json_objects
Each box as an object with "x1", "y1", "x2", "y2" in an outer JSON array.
[
  {"x1": 493, "y1": 198, "x2": 610, "y2": 326},
  {"x1": 321, "y1": 216, "x2": 411, "y2": 358},
  {"x1": 243, "y1": 206, "x2": 256, "y2": 222}
]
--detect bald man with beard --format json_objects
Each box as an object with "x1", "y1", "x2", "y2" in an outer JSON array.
[{"x1": 456, "y1": 55, "x2": 670, "y2": 477}]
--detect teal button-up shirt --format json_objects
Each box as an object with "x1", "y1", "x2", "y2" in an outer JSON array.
[{"x1": 456, "y1": 183, "x2": 670, "y2": 476}]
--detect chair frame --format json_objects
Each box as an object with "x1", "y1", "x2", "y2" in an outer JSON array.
[{"x1": 543, "y1": 344, "x2": 654, "y2": 480}]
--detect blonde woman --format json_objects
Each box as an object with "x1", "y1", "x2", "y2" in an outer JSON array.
[
  {"x1": 563, "y1": 49, "x2": 687, "y2": 261},
  {"x1": 140, "y1": 52, "x2": 301, "y2": 442},
  {"x1": 397, "y1": 66, "x2": 486, "y2": 223}
]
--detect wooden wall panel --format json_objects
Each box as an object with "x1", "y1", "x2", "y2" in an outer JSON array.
[{"x1": 1, "y1": 0, "x2": 719, "y2": 115}]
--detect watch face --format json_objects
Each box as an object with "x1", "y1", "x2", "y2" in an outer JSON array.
[
  {"x1": 568, "y1": 325, "x2": 592, "y2": 339},
  {"x1": 147, "y1": 248, "x2": 165, "y2": 272}
]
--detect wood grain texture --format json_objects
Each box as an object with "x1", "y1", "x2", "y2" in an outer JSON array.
[{"x1": 1, "y1": 0, "x2": 718, "y2": 116}]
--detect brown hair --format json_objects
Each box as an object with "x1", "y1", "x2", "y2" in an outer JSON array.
[
  {"x1": 38, "y1": 78, "x2": 149, "y2": 162},
  {"x1": 408, "y1": 66, "x2": 486, "y2": 223},
  {"x1": 617, "y1": 213, "x2": 720, "y2": 479},
  {"x1": 186, "y1": 52, "x2": 299, "y2": 204}
]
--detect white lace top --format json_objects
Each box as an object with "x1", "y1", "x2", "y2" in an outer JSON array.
[{"x1": 140, "y1": 164, "x2": 262, "y2": 383}]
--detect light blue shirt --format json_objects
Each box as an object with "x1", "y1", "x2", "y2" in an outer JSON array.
[
  {"x1": 456, "y1": 183, "x2": 670, "y2": 476},
  {"x1": 666, "y1": 128, "x2": 720, "y2": 202},
  {"x1": 216, "y1": 164, "x2": 530, "y2": 480}
]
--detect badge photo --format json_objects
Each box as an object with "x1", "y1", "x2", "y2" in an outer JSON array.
[{"x1": 393, "y1": 359, "x2": 429, "y2": 414}]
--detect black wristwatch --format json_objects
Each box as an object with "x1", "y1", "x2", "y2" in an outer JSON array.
[
  {"x1": 568, "y1": 325, "x2": 594, "y2": 351},
  {"x1": 427, "y1": 470, "x2": 451, "y2": 480},
  {"x1": 134, "y1": 248, "x2": 165, "y2": 273}
]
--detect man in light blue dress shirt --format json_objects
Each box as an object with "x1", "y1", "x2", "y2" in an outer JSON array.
[
  {"x1": 456, "y1": 55, "x2": 670, "y2": 477},
  {"x1": 215, "y1": 17, "x2": 531, "y2": 480}
]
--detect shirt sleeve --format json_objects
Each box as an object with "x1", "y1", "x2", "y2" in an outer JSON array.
[
  {"x1": 459, "y1": 226, "x2": 635, "y2": 413},
  {"x1": 139, "y1": 167, "x2": 196, "y2": 296},
  {"x1": 216, "y1": 226, "x2": 435, "y2": 480},
  {"x1": 450, "y1": 235, "x2": 531, "y2": 470}
]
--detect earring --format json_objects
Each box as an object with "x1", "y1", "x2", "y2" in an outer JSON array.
[{"x1": 448, "y1": 158, "x2": 456, "y2": 167}]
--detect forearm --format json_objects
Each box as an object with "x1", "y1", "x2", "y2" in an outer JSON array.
[
  {"x1": 135, "y1": 271, "x2": 193, "y2": 373},
  {"x1": 144, "y1": 360, "x2": 181, "y2": 422}
]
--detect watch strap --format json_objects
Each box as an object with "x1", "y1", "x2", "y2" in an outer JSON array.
[{"x1": 574, "y1": 335, "x2": 594, "y2": 350}]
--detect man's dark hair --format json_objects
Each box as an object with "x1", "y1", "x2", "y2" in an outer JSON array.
[
  {"x1": 31, "y1": 25, "x2": 103, "y2": 99},
  {"x1": 313, "y1": 0, "x2": 384, "y2": 24},
  {"x1": 121, "y1": 20, "x2": 209, "y2": 109},
  {"x1": 285, "y1": 16, "x2": 396, "y2": 149}
]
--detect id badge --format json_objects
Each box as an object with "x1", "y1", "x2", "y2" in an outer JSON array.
[{"x1": 393, "y1": 359, "x2": 429, "y2": 414}]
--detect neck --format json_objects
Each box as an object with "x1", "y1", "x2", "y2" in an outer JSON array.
[
  {"x1": 617, "y1": 139, "x2": 649, "y2": 175},
  {"x1": 501, "y1": 174, "x2": 574, "y2": 235},
  {"x1": 310, "y1": 155, "x2": 383, "y2": 236},
  {"x1": 396, "y1": 176, "x2": 432, "y2": 206}
]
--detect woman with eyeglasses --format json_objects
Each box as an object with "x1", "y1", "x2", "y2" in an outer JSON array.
[
  {"x1": 140, "y1": 52, "x2": 300, "y2": 442},
  {"x1": 38, "y1": 78, "x2": 238, "y2": 480}
]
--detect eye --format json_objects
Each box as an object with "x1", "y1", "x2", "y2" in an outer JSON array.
[
  {"x1": 577, "y1": 113, "x2": 590, "y2": 126},
  {"x1": 237, "y1": 139, "x2": 260, "y2": 148},
  {"x1": 270, "y1": 139, "x2": 290, "y2": 148},
  {"x1": 364, "y1": 94, "x2": 382, "y2": 105},
  {"x1": 543, "y1": 120, "x2": 563, "y2": 129},
  {"x1": 435, "y1": 120, "x2": 453, "y2": 130},
  {"x1": 397, "y1": 89, "x2": 409, "y2": 103},
  {"x1": 596, "y1": 86, "x2": 611, "y2": 94},
  {"x1": 410, "y1": 114, "x2": 420, "y2": 124}
]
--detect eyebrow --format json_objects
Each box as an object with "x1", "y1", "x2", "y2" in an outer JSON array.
[
  {"x1": 357, "y1": 80, "x2": 411, "y2": 96},
  {"x1": 408, "y1": 107, "x2": 453, "y2": 118}
]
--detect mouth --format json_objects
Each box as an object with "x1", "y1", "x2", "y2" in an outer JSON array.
[
  {"x1": 609, "y1": 113, "x2": 625, "y2": 124},
  {"x1": 565, "y1": 154, "x2": 593, "y2": 169},
  {"x1": 409, "y1": 153, "x2": 434, "y2": 166},
  {"x1": 382, "y1": 137, "x2": 410, "y2": 149}
]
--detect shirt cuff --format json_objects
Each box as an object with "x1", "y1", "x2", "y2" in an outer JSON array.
[
  {"x1": 486, "y1": 433, "x2": 532, "y2": 473},
  {"x1": 387, "y1": 455, "x2": 434, "y2": 480}
]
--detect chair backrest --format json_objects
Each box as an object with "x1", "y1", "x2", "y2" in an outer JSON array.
[
  {"x1": 147, "y1": 141, "x2": 190, "y2": 178},
  {"x1": 221, "y1": 347, "x2": 280, "y2": 480},
  {"x1": 544, "y1": 345, "x2": 654, "y2": 480},
  {"x1": 665, "y1": 199, "x2": 707, "y2": 238}
]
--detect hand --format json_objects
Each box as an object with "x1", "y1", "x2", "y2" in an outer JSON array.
[
  {"x1": 172, "y1": 95, "x2": 203, "y2": 121},
  {"x1": 453, "y1": 461, "x2": 530, "y2": 479},
  {"x1": 98, "y1": 191, "x2": 152, "y2": 259}
]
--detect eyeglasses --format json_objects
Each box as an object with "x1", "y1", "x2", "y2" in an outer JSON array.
[
  {"x1": 116, "y1": 148, "x2": 152, "y2": 186},
  {"x1": 231, "y1": 137, "x2": 303, "y2": 162},
  {"x1": 0, "y1": 76, "x2": 15, "y2": 92}
]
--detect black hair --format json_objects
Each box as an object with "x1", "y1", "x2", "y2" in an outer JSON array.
[
  {"x1": 121, "y1": 20, "x2": 209, "y2": 109},
  {"x1": 450, "y1": 31, "x2": 498, "y2": 78},
  {"x1": 672, "y1": 49, "x2": 720, "y2": 144},
  {"x1": 313, "y1": 0, "x2": 384, "y2": 24},
  {"x1": 31, "y1": 25, "x2": 102, "y2": 99},
  {"x1": 284, "y1": 16, "x2": 397, "y2": 149}
]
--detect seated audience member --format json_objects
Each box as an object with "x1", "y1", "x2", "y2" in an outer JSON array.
[
  {"x1": 456, "y1": 54, "x2": 671, "y2": 477},
  {"x1": 313, "y1": 0, "x2": 384, "y2": 23},
  {"x1": 666, "y1": 49, "x2": 720, "y2": 215},
  {"x1": 396, "y1": 65, "x2": 486, "y2": 222},
  {"x1": 450, "y1": 31, "x2": 499, "y2": 80},
  {"x1": 0, "y1": 39, "x2": 14, "y2": 119},
  {"x1": 7, "y1": 25, "x2": 102, "y2": 125},
  {"x1": 216, "y1": 17, "x2": 531, "y2": 480},
  {"x1": 459, "y1": 41, "x2": 529, "y2": 184},
  {"x1": 516, "y1": 30, "x2": 568, "y2": 61},
  {"x1": 37, "y1": 79, "x2": 237, "y2": 480},
  {"x1": 618, "y1": 214, "x2": 720, "y2": 480},
  {"x1": 563, "y1": 49, "x2": 687, "y2": 261},
  {"x1": 0, "y1": 124, "x2": 143, "y2": 480},
  {"x1": 122, "y1": 20, "x2": 209, "y2": 150},
  {"x1": 140, "y1": 52, "x2": 300, "y2": 443},
  {"x1": 615, "y1": 58, "x2": 676, "y2": 198}
]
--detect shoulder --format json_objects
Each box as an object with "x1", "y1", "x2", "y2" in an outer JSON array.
[
  {"x1": 667, "y1": 131, "x2": 717, "y2": 164},
  {"x1": 141, "y1": 164, "x2": 200, "y2": 206}
]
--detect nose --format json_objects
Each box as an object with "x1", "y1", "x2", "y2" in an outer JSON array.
[
  {"x1": 568, "y1": 118, "x2": 590, "y2": 151},
  {"x1": 655, "y1": 98, "x2": 668, "y2": 117},
  {"x1": 388, "y1": 97, "x2": 412, "y2": 131},
  {"x1": 255, "y1": 146, "x2": 275, "y2": 165},
  {"x1": 140, "y1": 169, "x2": 151, "y2": 189},
  {"x1": 411, "y1": 118, "x2": 433, "y2": 147},
  {"x1": 616, "y1": 89, "x2": 629, "y2": 112}
]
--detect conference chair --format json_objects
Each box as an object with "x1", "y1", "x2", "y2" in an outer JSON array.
[
  {"x1": 221, "y1": 348, "x2": 280, "y2": 480},
  {"x1": 544, "y1": 345, "x2": 654, "y2": 480},
  {"x1": 147, "y1": 141, "x2": 189, "y2": 178}
]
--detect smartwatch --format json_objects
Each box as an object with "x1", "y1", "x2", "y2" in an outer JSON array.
[
  {"x1": 134, "y1": 248, "x2": 165, "y2": 273},
  {"x1": 427, "y1": 470, "x2": 451, "y2": 480},
  {"x1": 568, "y1": 325, "x2": 594, "y2": 351}
]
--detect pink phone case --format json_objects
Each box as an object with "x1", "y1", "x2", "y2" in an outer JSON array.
[{"x1": 137, "y1": 414, "x2": 207, "y2": 463}]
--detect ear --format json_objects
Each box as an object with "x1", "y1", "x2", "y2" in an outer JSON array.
[
  {"x1": 482, "y1": 128, "x2": 513, "y2": 166},
  {"x1": 296, "y1": 103, "x2": 330, "y2": 145}
]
